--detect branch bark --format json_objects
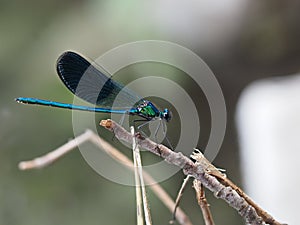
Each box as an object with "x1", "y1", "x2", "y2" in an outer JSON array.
[{"x1": 100, "y1": 119, "x2": 286, "y2": 225}]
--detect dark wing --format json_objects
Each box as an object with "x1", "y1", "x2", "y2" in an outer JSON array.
[{"x1": 56, "y1": 51, "x2": 141, "y2": 107}]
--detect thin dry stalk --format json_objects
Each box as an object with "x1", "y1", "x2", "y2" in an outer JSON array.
[
  {"x1": 131, "y1": 126, "x2": 145, "y2": 225},
  {"x1": 170, "y1": 175, "x2": 192, "y2": 224},
  {"x1": 131, "y1": 126, "x2": 152, "y2": 225}
]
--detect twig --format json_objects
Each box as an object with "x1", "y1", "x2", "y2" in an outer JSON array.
[
  {"x1": 172, "y1": 150, "x2": 216, "y2": 225},
  {"x1": 18, "y1": 130, "x2": 93, "y2": 170},
  {"x1": 170, "y1": 175, "x2": 192, "y2": 224},
  {"x1": 18, "y1": 128, "x2": 192, "y2": 225},
  {"x1": 100, "y1": 119, "x2": 287, "y2": 225},
  {"x1": 193, "y1": 179, "x2": 215, "y2": 225}
]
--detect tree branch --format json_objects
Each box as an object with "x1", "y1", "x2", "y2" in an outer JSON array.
[{"x1": 100, "y1": 119, "x2": 286, "y2": 225}]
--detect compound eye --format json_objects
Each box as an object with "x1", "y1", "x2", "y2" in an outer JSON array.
[{"x1": 163, "y1": 109, "x2": 172, "y2": 122}]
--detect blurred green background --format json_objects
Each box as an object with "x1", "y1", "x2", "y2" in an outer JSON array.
[{"x1": 1, "y1": 1, "x2": 300, "y2": 224}]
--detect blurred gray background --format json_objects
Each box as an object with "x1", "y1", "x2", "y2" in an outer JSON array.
[{"x1": 1, "y1": 1, "x2": 300, "y2": 224}]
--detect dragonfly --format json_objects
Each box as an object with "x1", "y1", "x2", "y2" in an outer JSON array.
[{"x1": 16, "y1": 51, "x2": 172, "y2": 130}]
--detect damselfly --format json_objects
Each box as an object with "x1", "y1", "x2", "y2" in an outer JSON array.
[{"x1": 16, "y1": 51, "x2": 172, "y2": 124}]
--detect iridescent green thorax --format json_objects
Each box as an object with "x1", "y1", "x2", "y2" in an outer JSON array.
[
  {"x1": 136, "y1": 100, "x2": 160, "y2": 119},
  {"x1": 129, "y1": 100, "x2": 171, "y2": 121}
]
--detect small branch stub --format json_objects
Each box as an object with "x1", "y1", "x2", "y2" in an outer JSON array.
[{"x1": 99, "y1": 119, "x2": 113, "y2": 129}]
